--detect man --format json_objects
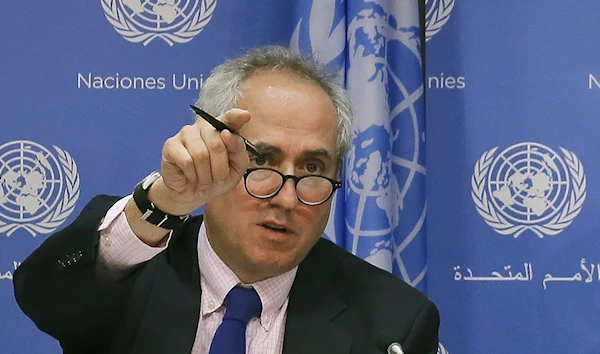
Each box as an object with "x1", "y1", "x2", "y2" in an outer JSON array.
[{"x1": 14, "y1": 46, "x2": 439, "y2": 354}]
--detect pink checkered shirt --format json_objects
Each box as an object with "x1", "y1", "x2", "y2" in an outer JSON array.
[{"x1": 97, "y1": 196, "x2": 297, "y2": 354}]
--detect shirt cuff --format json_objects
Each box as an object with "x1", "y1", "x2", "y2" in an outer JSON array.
[{"x1": 96, "y1": 195, "x2": 171, "y2": 281}]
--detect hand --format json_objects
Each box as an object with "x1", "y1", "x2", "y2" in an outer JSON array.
[{"x1": 149, "y1": 108, "x2": 252, "y2": 215}]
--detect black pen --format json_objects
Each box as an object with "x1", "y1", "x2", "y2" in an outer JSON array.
[{"x1": 189, "y1": 105, "x2": 263, "y2": 157}]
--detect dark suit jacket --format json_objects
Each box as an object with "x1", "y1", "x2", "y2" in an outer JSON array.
[{"x1": 14, "y1": 195, "x2": 439, "y2": 354}]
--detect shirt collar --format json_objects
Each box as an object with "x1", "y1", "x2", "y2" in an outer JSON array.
[{"x1": 197, "y1": 222, "x2": 297, "y2": 331}]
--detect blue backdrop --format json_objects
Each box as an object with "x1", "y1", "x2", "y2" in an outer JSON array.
[
  {"x1": 1, "y1": 1, "x2": 598, "y2": 353},
  {"x1": 426, "y1": 1, "x2": 600, "y2": 353}
]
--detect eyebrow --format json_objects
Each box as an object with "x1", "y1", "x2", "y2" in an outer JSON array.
[{"x1": 254, "y1": 143, "x2": 334, "y2": 164}]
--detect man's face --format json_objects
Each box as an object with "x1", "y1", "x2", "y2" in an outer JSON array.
[{"x1": 204, "y1": 70, "x2": 338, "y2": 283}]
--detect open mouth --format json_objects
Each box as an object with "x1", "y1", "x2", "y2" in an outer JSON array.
[{"x1": 261, "y1": 223, "x2": 289, "y2": 233}]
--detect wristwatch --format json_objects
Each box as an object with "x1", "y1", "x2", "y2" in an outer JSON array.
[{"x1": 132, "y1": 171, "x2": 190, "y2": 229}]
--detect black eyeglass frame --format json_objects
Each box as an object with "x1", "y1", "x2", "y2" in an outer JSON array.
[{"x1": 242, "y1": 167, "x2": 342, "y2": 206}]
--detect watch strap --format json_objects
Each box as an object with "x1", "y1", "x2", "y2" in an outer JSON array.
[{"x1": 132, "y1": 172, "x2": 190, "y2": 229}]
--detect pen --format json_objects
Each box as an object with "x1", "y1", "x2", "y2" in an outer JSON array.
[{"x1": 189, "y1": 105, "x2": 263, "y2": 157}]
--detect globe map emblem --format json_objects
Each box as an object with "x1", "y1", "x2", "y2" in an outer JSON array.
[
  {"x1": 0, "y1": 141, "x2": 63, "y2": 222},
  {"x1": 290, "y1": 1, "x2": 427, "y2": 283},
  {"x1": 120, "y1": 0, "x2": 198, "y2": 32},
  {"x1": 0, "y1": 140, "x2": 80, "y2": 236},
  {"x1": 489, "y1": 143, "x2": 569, "y2": 223},
  {"x1": 472, "y1": 142, "x2": 586, "y2": 238},
  {"x1": 102, "y1": 0, "x2": 216, "y2": 46}
]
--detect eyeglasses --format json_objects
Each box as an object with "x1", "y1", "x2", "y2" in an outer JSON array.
[{"x1": 243, "y1": 168, "x2": 342, "y2": 206}]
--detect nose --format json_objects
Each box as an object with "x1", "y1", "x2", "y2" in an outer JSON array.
[{"x1": 269, "y1": 178, "x2": 299, "y2": 209}]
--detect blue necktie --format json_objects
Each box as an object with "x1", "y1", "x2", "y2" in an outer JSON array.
[{"x1": 209, "y1": 286, "x2": 262, "y2": 354}]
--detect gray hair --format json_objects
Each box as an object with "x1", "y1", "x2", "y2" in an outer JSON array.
[{"x1": 196, "y1": 46, "x2": 353, "y2": 165}]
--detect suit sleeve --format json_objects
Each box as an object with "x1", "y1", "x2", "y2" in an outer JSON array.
[
  {"x1": 402, "y1": 300, "x2": 441, "y2": 354},
  {"x1": 13, "y1": 195, "x2": 142, "y2": 351}
]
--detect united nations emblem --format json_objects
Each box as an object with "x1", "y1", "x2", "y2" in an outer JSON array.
[
  {"x1": 425, "y1": 0, "x2": 455, "y2": 42},
  {"x1": 291, "y1": 1, "x2": 428, "y2": 288},
  {"x1": 0, "y1": 141, "x2": 80, "y2": 236},
  {"x1": 471, "y1": 142, "x2": 586, "y2": 238},
  {"x1": 101, "y1": 0, "x2": 217, "y2": 46}
]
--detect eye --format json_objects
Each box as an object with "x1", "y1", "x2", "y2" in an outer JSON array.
[
  {"x1": 306, "y1": 163, "x2": 320, "y2": 173},
  {"x1": 251, "y1": 155, "x2": 268, "y2": 166}
]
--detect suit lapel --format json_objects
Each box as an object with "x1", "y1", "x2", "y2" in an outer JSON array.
[
  {"x1": 130, "y1": 217, "x2": 203, "y2": 354},
  {"x1": 282, "y1": 241, "x2": 352, "y2": 354},
  {"x1": 127, "y1": 220, "x2": 354, "y2": 354}
]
